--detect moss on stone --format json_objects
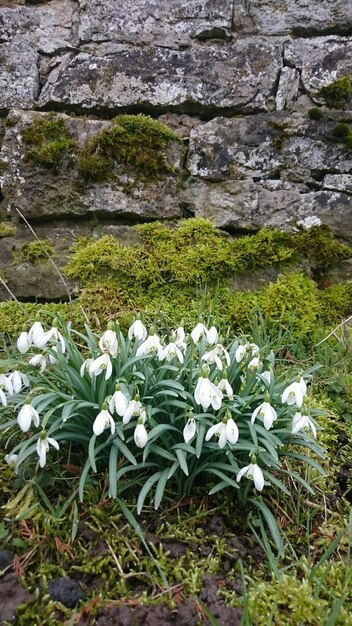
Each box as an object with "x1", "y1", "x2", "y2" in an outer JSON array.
[
  {"x1": 327, "y1": 121, "x2": 352, "y2": 150},
  {"x1": 308, "y1": 107, "x2": 324, "y2": 121},
  {"x1": 0, "y1": 301, "x2": 84, "y2": 337},
  {"x1": 77, "y1": 114, "x2": 182, "y2": 183},
  {"x1": 0, "y1": 222, "x2": 16, "y2": 238},
  {"x1": 13, "y1": 239, "x2": 55, "y2": 265},
  {"x1": 318, "y1": 282, "x2": 352, "y2": 323},
  {"x1": 22, "y1": 116, "x2": 76, "y2": 172},
  {"x1": 319, "y1": 76, "x2": 352, "y2": 109}
]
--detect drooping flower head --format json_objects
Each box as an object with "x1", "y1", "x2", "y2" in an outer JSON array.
[
  {"x1": 134, "y1": 417, "x2": 148, "y2": 448},
  {"x1": 128, "y1": 315, "x2": 148, "y2": 342},
  {"x1": 136, "y1": 327, "x2": 162, "y2": 358},
  {"x1": 282, "y1": 377, "x2": 307, "y2": 408},
  {"x1": 8, "y1": 370, "x2": 30, "y2": 394},
  {"x1": 17, "y1": 330, "x2": 31, "y2": 354},
  {"x1": 191, "y1": 321, "x2": 208, "y2": 344},
  {"x1": 194, "y1": 368, "x2": 223, "y2": 411},
  {"x1": 217, "y1": 371, "x2": 234, "y2": 400},
  {"x1": 123, "y1": 394, "x2": 146, "y2": 425},
  {"x1": 93, "y1": 403, "x2": 116, "y2": 436},
  {"x1": 292, "y1": 411, "x2": 317, "y2": 438},
  {"x1": 109, "y1": 383, "x2": 129, "y2": 417},
  {"x1": 237, "y1": 457, "x2": 265, "y2": 491},
  {"x1": 17, "y1": 398, "x2": 40, "y2": 433},
  {"x1": 202, "y1": 344, "x2": 230, "y2": 371},
  {"x1": 99, "y1": 329, "x2": 118, "y2": 357},
  {"x1": 36, "y1": 431, "x2": 59, "y2": 468},
  {"x1": 205, "y1": 413, "x2": 239, "y2": 448},
  {"x1": 251, "y1": 395, "x2": 277, "y2": 430},
  {"x1": 89, "y1": 353, "x2": 113, "y2": 380},
  {"x1": 183, "y1": 410, "x2": 196, "y2": 444}
]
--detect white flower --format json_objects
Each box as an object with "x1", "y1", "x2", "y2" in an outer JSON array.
[
  {"x1": 0, "y1": 374, "x2": 13, "y2": 395},
  {"x1": 123, "y1": 399, "x2": 146, "y2": 425},
  {"x1": 36, "y1": 327, "x2": 66, "y2": 353},
  {"x1": 17, "y1": 402, "x2": 40, "y2": 432},
  {"x1": 282, "y1": 378, "x2": 307, "y2": 408},
  {"x1": 8, "y1": 371, "x2": 29, "y2": 394},
  {"x1": 183, "y1": 417, "x2": 196, "y2": 443},
  {"x1": 205, "y1": 417, "x2": 239, "y2": 448},
  {"x1": 36, "y1": 433, "x2": 59, "y2": 468},
  {"x1": 89, "y1": 354, "x2": 113, "y2": 380},
  {"x1": 251, "y1": 401, "x2": 277, "y2": 430},
  {"x1": 159, "y1": 342, "x2": 184, "y2": 364},
  {"x1": 248, "y1": 357, "x2": 261, "y2": 372},
  {"x1": 109, "y1": 387, "x2": 129, "y2": 417},
  {"x1": 93, "y1": 408, "x2": 116, "y2": 436},
  {"x1": 236, "y1": 343, "x2": 259, "y2": 363},
  {"x1": 258, "y1": 370, "x2": 271, "y2": 386},
  {"x1": 80, "y1": 358, "x2": 94, "y2": 377},
  {"x1": 191, "y1": 322, "x2": 208, "y2": 344},
  {"x1": 48, "y1": 346, "x2": 58, "y2": 365},
  {"x1": 292, "y1": 412, "x2": 317, "y2": 438},
  {"x1": 218, "y1": 377, "x2": 234, "y2": 400},
  {"x1": 4, "y1": 453, "x2": 18, "y2": 466},
  {"x1": 28, "y1": 321, "x2": 45, "y2": 347},
  {"x1": 128, "y1": 318, "x2": 147, "y2": 341},
  {"x1": 194, "y1": 375, "x2": 223, "y2": 411},
  {"x1": 0, "y1": 388, "x2": 7, "y2": 407},
  {"x1": 235, "y1": 345, "x2": 247, "y2": 362},
  {"x1": 237, "y1": 463, "x2": 265, "y2": 491},
  {"x1": 206, "y1": 326, "x2": 219, "y2": 345},
  {"x1": 202, "y1": 344, "x2": 230, "y2": 371},
  {"x1": 99, "y1": 330, "x2": 118, "y2": 357},
  {"x1": 136, "y1": 333, "x2": 162, "y2": 357},
  {"x1": 17, "y1": 331, "x2": 31, "y2": 354},
  {"x1": 134, "y1": 421, "x2": 148, "y2": 448},
  {"x1": 29, "y1": 353, "x2": 47, "y2": 373},
  {"x1": 173, "y1": 326, "x2": 186, "y2": 347}
]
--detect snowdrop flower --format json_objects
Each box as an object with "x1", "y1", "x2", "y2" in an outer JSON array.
[
  {"x1": 17, "y1": 331, "x2": 31, "y2": 354},
  {"x1": 202, "y1": 344, "x2": 230, "y2": 371},
  {"x1": 235, "y1": 344, "x2": 247, "y2": 362},
  {"x1": 134, "y1": 418, "x2": 148, "y2": 448},
  {"x1": 128, "y1": 316, "x2": 147, "y2": 341},
  {"x1": 36, "y1": 326, "x2": 66, "y2": 353},
  {"x1": 8, "y1": 370, "x2": 29, "y2": 394},
  {"x1": 4, "y1": 453, "x2": 18, "y2": 466},
  {"x1": 109, "y1": 384, "x2": 129, "y2": 417},
  {"x1": 217, "y1": 373, "x2": 233, "y2": 400},
  {"x1": 292, "y1": 411, "x2": 317, "y2": 438},
  {"x1": 136, "y1": 331, "x2": 162, "y2": 358},
  {"x1": 80, "y1": 358, "x2": 94, "y2": 377},
  {"x1": 0, "y1": 374, "x2": 13, "y2": 395},
  {"x1": 159, "y1": 342, "x2": 184, "y2": 364},
  {"x1": 48, "y1": 346, "x2": 58, "y2": 365},
  {"x1": 89, "y1": 353, "x2": 113, "y2": 380},
  {"x1": 191, "y1": 322, "x2": 208, "y2": 344},
  {"x1": 194, "y1": 372, "x2": 223, "y2": 411},
  {"x1": 282, "y1": 377, "x2": 307, "y2": 408},
  {"x1": 237, "y1": 461, "x2": 265, "y2": 491},
  {"x1": 123, "y1": 396, "x2": 146, "y2": 425},
  {"x1": 17, "y1": 399, "x2": 40, "y2": 433},
  {"x1": 258, "y1": 370, "x2": 271, "y2": 386},
  {"x1": 205, "y1": 415, "x2": 239, "y2": 448},
  {"x1": 28, "y1": 321, "x2": 45, "y2": 347},
  {"x1": 99, "y1": 330, "x2": 118, "y2": 357},
  {"x1": 172, "y1": 326, "x2": 186, "y2": 347},
  {"x1": 251, "y1": 399, "x2": 277, "y2": 430},
  {"x1": 248, "y1": 356, "x2": 262, "y2": 372},
  {"x1": 236, "y1": 342, "x2": 259, "y2": 363},
  {"x1": 183, "y1": 414, "x2": 196, "y2": 443},
  {"x1": 93, "y1": 405, "x2": 116, "y2": 436},
  {"x1": 29, "y1": 353, "x2": 47, "y2": 373},
  {"x1": 0, "y1": 388, "x2": 7, "y2": 407},
  {"x1": 36, "y1": 431, "x2": 59, "y2": 468},
  {"x1": 206, "y1": 326, "x2": 218, "y2": 345}
]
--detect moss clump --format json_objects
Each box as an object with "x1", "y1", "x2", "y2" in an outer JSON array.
[
  {"x1": 22, "y1": 116, "x2": 76, "y2": 172},
  {"x1": 77, "y1": 114, "x2": 182, "y2": 183},
  {"x1": 0, "y1": 301, "x2": 84, "y2": 337},
  {"x1": 319, "y1": 76, "x2": 352, "y2": 109},
  {"x1": 318, "y1": 282, "x2": 352, "y2": 323},
  {"x1": 327, "y1": 122, "x2": 352, "y2": 150},
  {"x1": 14, "y1": 239, "x2": 55, "y2": 265},
  {"x1": 0, "y1": 222, "x2": 15, "y2": 238},
  {"x1": 64, "y1": 219, "x2": 351, "y2": 290},
  {"x1": 308, "y1": 107, "x2": 324, "y2": 121}
]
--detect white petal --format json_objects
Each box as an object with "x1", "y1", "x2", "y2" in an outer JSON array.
[
  {"x1": 17, "y1": 405, "x2": 32, "y2": 432},
  {"x1": 47, "y1": 437, "x2": 60, "y2": 451},
  {"x1": 134, "y1": 423, "x2": 148, "y2": 448},
  {"x1": 0, "y1": 389, "x2": 7, "y2": 407},
  {"x1": 237, "y1": 464, "x2": 250, "y2": 483},
  {"x1": 29, "y1": 322, "x2": 45, "y2": 346},
  {"x1": 17, "y1": 332, "x2": 30, "y2": 354},
  {"x1": 183, "y1": 418, "x2": 196, "y2": 443},
  {"x1": 205, "y1": 423, "x2": 221, "y2": 441},
  {"x1": 218, "y1": 427, "x2": 227, "y2": 448},
  {"x1": 207, "y1": 326, "x2": 218, "y2": 345},
  {"x1": 308, "y1": 417, "x2": 317, "y2": 439},
  {"x1": 225, "y1": 419, "x2": 239, "y2": 444},
  {"x1": 251, "y1": 403, "x2": 262, "y2": 424},
  {"x1": 36, "y1": 439, "x2": 47, "y2": 468},
  {"x1": 252, "y1": 465, "x2": 265, "y2": 491},
  {"x1": 93, "y1": 411, "x2": 106, "y2": 436}
]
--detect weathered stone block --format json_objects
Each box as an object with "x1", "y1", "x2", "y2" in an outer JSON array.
[
  {"x1": 38, "y1": 39, "x2": 283, "y2": 115},
  {"x1": 233, "y1": 0, "x2": 352, "y2": 36},
  {"x1": 78, "y1": 0, "x2": 233, "y2": 46},
  {"x1": 0, "y1": 40, "x2": 39, "y2": 110}
]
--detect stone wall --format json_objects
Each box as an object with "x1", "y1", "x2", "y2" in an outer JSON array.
[{"x1": 0, "y1": 0, "x2": 352, "y2": 300}]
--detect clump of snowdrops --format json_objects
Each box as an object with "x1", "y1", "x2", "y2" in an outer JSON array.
[{"x1": 0, "y1": 316, "x2": 325, "y2": 515}]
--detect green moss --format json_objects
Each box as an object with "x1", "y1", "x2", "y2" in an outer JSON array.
[
  {"x1": 319, "y1": 76, "x2": 352, "y2": 109},
  {"x1": 318, "y1": 282, "x2": 352, "y2": 323},
  {"x1": 77, "y1": 114, "x2": 182, "y2": 183},
  {"x1": 296, "y1": 225, "x2": 352, "y2": 269},
  {"x1": 308, "y1": 107, "x2": 324, "y2": 121},
  {"x1": 14, "y1": 239, "x2": 55, "y2": 265},
  {"x1": 0, "y1": 222, "x2": 15, "y2": 238},
  {"x1": 22, "y1": 116, "x2": 76, "y2": 172},
  {"x1": 327, "y1": 122, "x2": 352, "y2": 150},
  {"x1": 0, "y1": 301, "x2": 85, "y2": 337}
]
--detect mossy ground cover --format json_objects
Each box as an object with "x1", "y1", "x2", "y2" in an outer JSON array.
[{"x1": 0, "y1": 219, "x2": 352, "y2": 624}]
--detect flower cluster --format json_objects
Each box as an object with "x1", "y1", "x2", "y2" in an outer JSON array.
[{"x1": 0, "y1": 316, "x2": 324, "y2": 509}]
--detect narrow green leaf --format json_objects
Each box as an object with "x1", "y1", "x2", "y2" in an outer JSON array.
[{"x1": 137, "y1": 472, "x2": 162, "y2": 514}]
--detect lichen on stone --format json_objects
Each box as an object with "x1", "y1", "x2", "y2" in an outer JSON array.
[
  {"x1": 22, "y1": 116, "x2": 76, "y2": 172},
  {"x1": 319, "y1": 76, "x2": 352, "y2": 110}
]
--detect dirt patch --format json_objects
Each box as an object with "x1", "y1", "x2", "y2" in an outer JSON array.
[{"x1": 0, "y1": 573, "x2": 34, "y2": 623}]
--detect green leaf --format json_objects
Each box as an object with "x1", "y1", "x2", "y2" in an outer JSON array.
[
  {"x1": 175, "y1": 448, "x2": 189, "y2": 476},
  {"x1": 88, "y1": 434, "x2": 97, "y2": 473},
  {"x1": 137, "y1": 472, "x2": 162, "y2": 514},
  {"x1": 112, "y1": 437, "x2": 137, "y2": 466},
  {"x1": 154, "y1": 469, "x2": 170, "y2": 509},
  {"x1": 109, "y1": 444, "x2": 119, "y2": 498},
  {"x1": 248, "y1": 498, "x2": 284, "y2": 557}
]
